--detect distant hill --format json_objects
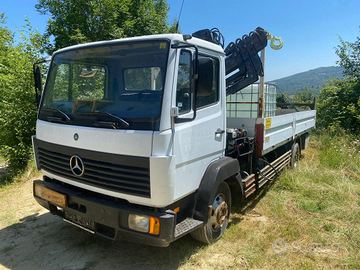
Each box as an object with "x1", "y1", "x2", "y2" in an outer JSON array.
[{"x1": 269, "y1": 66, "x2": 345, "y2": 96}]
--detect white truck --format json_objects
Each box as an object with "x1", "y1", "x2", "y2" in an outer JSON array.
[{"x1": 32, "y1": 27, "x2": 315, "y2": 246}]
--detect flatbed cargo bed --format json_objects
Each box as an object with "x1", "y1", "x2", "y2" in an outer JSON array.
[{"x1": 226, "y1": 83, "x2": 316, "y2": 156}]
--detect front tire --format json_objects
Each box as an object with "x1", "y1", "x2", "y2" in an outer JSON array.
[{"x1": 191, "y1": 181, "x2": 231, "y2": 244}]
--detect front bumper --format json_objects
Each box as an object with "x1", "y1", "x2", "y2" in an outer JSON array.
[{"x1": 33, "y1": 179, "x2": 176, "y2": 247}]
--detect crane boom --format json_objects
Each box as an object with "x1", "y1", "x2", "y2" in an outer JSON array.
[{"x1": 193, "y1": 27, "x2": 269, "y2": 96}]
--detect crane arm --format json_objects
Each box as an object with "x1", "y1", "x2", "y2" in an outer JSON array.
[
  {"x1": 192, "y1": 27, "x2": 283, "y2": 96},
  {"x1": 224, "y1": 27, "x2": 268, "y2": 96}
]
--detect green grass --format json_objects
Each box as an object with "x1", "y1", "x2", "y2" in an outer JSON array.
[{"x1": 179, "y1": 129, "x2": 360, "y2": 269}]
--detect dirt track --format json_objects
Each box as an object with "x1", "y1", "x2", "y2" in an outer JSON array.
[{"x1": 0, "y1": 177, "x2": 204, "y2": 270}]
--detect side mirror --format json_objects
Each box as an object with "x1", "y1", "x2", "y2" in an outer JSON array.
[
  {"x1": 34, "y1": 65, "x2": 42, "y2": 106},
  {"x1": 33, "y1": 58, "x2": 51, "y2": 107},
  {"x1": 171, "y1": 44, "x2": 199, "y2": 124}
]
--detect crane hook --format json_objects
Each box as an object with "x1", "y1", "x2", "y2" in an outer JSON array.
[{"x1": 264, "y1": 30, "x2": 284, "y2": 50}]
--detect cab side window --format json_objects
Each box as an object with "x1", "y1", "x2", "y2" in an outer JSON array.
[
  {"x1": 196, "y1": 55, "x2": 219, "y2": 108},
  {"x1": 176, "y1": 50, "x2": 191, "y2": 114}
]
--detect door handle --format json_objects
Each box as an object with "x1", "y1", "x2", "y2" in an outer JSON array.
[{"x1": 215, "y1": 128, "x2": 225, "y2": 135}]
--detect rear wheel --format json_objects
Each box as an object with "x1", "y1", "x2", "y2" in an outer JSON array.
[
  {"x1": 291, "y1": 143, "x2": 300, "y2": 169},
  {"x1": 191, "y1": 181, "x2": 231, "y2": 244}
]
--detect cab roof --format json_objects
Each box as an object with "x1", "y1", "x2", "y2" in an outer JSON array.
[{"x1": 54, "y1": 33, "x2": 226, "y2": 56}]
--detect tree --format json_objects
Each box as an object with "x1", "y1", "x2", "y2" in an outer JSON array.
[
  {"x1": 294, "y1": 87, "x2": 313, "y2": 103},
  {"x1": 317, "y1": 78, "x2": 360, "y2": 132},
  {"x1": 36, "y1": 0, "x2": 172, "y2": 54},
  {"x1": 0, "y1": 14, "x2": 44, "y2": 174},
  {"x1": 335, "y1": 33, "x2": 360, "y2": 80},
  {"x1": 317, "y1": 30, "x2": 360, "y2": 133},
  {"x1": 276, "y1": 93, "x2": 288, "y2": 109}
]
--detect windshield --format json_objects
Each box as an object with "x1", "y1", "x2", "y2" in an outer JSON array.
[{"x1": 39, "y1": 40, "x2": 169, "y2": 130}]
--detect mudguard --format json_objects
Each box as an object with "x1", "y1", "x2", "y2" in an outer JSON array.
[{"x1": 193, "y1": 157, "x2": 242, "y2": 221}]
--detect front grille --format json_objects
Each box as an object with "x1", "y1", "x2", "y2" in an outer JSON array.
[{"x1": 37, "y1": 140, "x2": 150, "y2": 198}]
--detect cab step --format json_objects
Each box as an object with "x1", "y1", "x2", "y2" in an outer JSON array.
[{"x1": 174, "y1": 218, "x2": 203, "y2": 239}]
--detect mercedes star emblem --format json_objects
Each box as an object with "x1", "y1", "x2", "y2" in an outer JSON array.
[{"x1": 69, "y1": 155, "x2": 85, "y2": 177}]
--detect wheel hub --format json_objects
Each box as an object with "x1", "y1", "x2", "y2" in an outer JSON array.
[
  {"x1": 209, "y1": 193, "x2": 229, "y2": 231},
  {"x1": 216, "y1": 201, "x2": 228, "y2": 225}
]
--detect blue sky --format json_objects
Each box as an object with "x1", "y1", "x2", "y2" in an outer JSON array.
[{"x1": 2, "y1": 0, "x2": 360, "y2": 81}]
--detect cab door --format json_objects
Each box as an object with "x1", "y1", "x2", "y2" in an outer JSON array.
[{"x1": 173, "y1": 49, "x2": 225, "y2": 199}]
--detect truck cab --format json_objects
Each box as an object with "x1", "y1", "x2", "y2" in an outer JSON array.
[{"x1": 33, "y1": 33, "x2": 232, "y2": 246}]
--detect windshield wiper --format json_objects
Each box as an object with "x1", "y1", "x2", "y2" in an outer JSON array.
[
  {"x1": 93, "y1": 121, "x2": 120, "y2": 129},
  {"x1": 93, "y1": 110, "x2": 129, "y2": 127},
  {"x1": 44, "y1": 107, "x2": 71, "y2": 122}
]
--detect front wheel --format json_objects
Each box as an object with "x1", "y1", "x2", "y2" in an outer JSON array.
[{"x1": 191, "y1": 181, "x2": 231, "y2": 244}]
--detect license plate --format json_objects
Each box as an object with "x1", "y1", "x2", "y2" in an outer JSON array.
[
  {"x1": 35, "y1": 184, "x2": 67, "y2": 208},
  {"x1": 64, "y1": 210, "x2": 96, "y2": 231}
]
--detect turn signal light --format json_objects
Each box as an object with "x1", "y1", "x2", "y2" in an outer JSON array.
[{"x1": 149, "y1": 217, "x2": 160, "y2": 235}]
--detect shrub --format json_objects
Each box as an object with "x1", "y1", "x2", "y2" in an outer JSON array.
[{"x1": 0, "y1": 14, "x2": 44, "y2": 174}]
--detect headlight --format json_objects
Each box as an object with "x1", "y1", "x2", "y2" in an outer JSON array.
[
  {"x1": 128, "y1": 214, "x2": 149, "y2": 233},
  {"x1": 128, "y1": 214, "x2": 160, "y2": 235}
]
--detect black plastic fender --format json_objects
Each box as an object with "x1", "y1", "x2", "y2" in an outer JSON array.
[{"x1": 193, "y1": 157, "x2": 242, "y2": 221}]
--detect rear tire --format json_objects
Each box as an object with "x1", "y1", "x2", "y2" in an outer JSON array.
[
  {"x1": 191, "y1": 181, "x2": 231, "y2": 244},
  {"x1": 291, "y1": 143, "x2": 300, "y2": 169}
]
